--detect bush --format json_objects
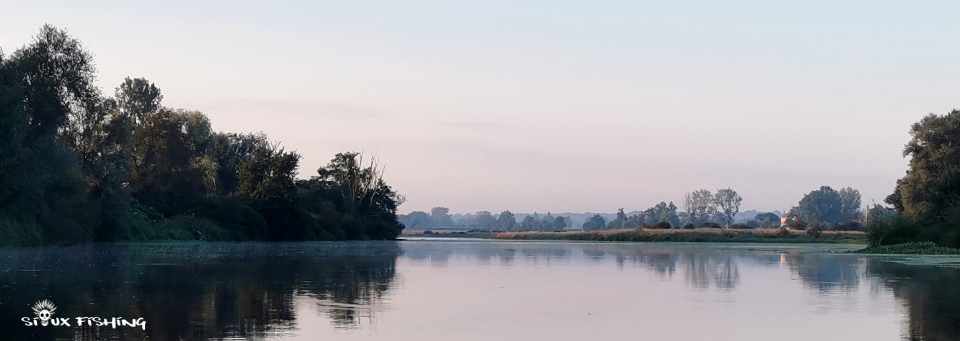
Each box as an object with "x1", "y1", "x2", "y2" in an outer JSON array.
[
  {"x1": 700, "y1": 222, "x2": 721, "y2": 229},
  {"x1": 831, "y1": 221, "x2": 863, "y2": 231},
  {"x1": 681, "y1": 223, "x2": 695, "y2": 229},
  {"x1": 777, "y1": 227, "x2": 791, "y2": 237},
  {"x1": 423, "y1": 230, "x2": 434, "y2": 235},
  {"x1": 0, "y1": 218, "x2": 42, "y2": 246},
  {"x1": 728, "y1": 223, "x2": 751, "y2": 229},
  {"x1": 653, "y1": 221, "x2": 672, "y2": 229},
  {"x1": 806, "y1": 222, "x2": 823, "y2": 238},
  {"x1": 786, "y1": 220, "x2": 807, "y2": 231},
  {"x1": 865, "y1": 214, "x2": 932, "y2": 247}
]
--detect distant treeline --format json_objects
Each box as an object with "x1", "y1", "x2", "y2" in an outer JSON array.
[
  {"x1": 0, "y1": 25, "x2": 404, "y2": 245},
  {"x1": 587, "y1": 186, "x2": 864, "y2": 232},
  {"x1": 399, "y1": 207, "x2": 570, "y2": 232},
  {"x1": 412, "y1": 186, "x2": 867, "y2": 233}
]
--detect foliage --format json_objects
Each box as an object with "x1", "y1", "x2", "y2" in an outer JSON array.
[
  {"x1": 429, "y1": 207, "x2": 455, "y2": 227},
  {"x1": 700, "y1": 222, "x2": 722, "y2": 229},
  {"x1": 399, "y1": 211, "x2": 431, "y2": 230},
  {"x1": 497, "y1": 211, "x2": 517, "y2": 231},
  {"x1": 0, "y1": 26, "x2": 405, "y2": 245},
  {"x1": 853, "y1": 242, "x2": 960, "y2": 255},
  {"x1": 879, "y1": 109, "x2": 960, "y2": 248},
  {"x1": 684, "y1": 189, "x2": 717, "y2": 226},
  {"x1": 714, "y1": 188, "x2": 741, "y2": 227},
  {"x1": 582, "y1": 214, "x2": 606, "y2": 231},
  {"x1": 754, "y1": 212, "x2": 781, "y2": 228},
  {"x1": 806, "y1": 221, "x2": 823, "y2": 238}
]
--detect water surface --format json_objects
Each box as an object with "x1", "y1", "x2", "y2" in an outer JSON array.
[{"x1": 1, "y1": 240, "x2": 958, "y2": 340}]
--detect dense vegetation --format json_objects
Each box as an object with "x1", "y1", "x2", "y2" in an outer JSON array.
[
  {"x1": 869, "y1": 109, "x2": 960, "y2": 248},
  {"x1": 0, "y1": 26, "x2": 404, "y2": 245}
]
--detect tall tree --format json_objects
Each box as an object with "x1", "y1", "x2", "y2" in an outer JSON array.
[
  {"x1": 790, "y1": 186, "x2": 843, "y2": 226},
  {"x1": 497, "y1": 211, "x2": 517, "y2": 231},
  {"x1": 714, "y1": 188, "x2": 742, "y2": 227},
  {"x1": 0, "y1": 25, "x2": 101, "y2": 244},
  {"x1": 430, "y1": 207, "x2": 455, "y2": 227},
  {"x1": 116, "y1": 77, "x2": 162, "y2": 124},
  {"x1": 582, "y1": 214, "x2": 606, "y2": 231},
  {"x1": 475, "y1": 211, "x2": 498, "y2": 229},
  {"x1": 684, "y1": 189, "x2": 717, "y2": 226},
  {"x1": 838, "y1": 187, "x2": 862, "y2": 222},
  {"x1": 886, "y1": 110, "x2": 960, "y2": 217}
]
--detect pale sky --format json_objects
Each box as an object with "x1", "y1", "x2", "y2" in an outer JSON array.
[{"x1": 3, "y1": 1, "x2": 959, "y2": 214}]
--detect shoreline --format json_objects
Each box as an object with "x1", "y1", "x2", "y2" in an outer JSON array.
[{"x1": 491, "y1": 228, "x2": 866, "y2": 244}]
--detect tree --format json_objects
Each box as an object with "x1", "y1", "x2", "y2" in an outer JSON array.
[
  {"x1": 430, "y1": 207, "x2": 455, "y2": 227},
  {"x1": 582, "y1": 214, "x2": 606, "y2": 231},
  {"x1": 129, "y1": 109, "x2": 207, "y2": 214},
  {"x1": 608, "y1": 208, "x2": 629, "y2": 229},
  {"x1": 754, "y1": 212, "x2": 781, "y2": 228},
  {"x1": 475, "y1": 211, "x2": 498, "y2": 229},
  {"x1": 520, "y1": 216, "x2": 538, "y2": 231},
  {"x1": 790, "y1": 186, "x2": 843, "y2": 226},
  {"x1": 886, "y1": 111, "x2": 960, "y2": 218},
  {"x1": 399, "y1": 211, "x2": 431, "y2": 230},
  {"x1": 714, "y1": 188, "x2": 742, "y2": 227},
  {"x1": 553, "y1": 216, "x2": 567, "y2": 230},
  {"x1": 0, "y1": 25, "x2": 101, "y2": 245},
  {"x1": 497, "y1": 211, "x2": 516, "y2": 231},
  {"x1": 684, "y1": 189, "x2": 717, "y2": 226},
  {"x1": 838, "y1": 187, "x2": 862, "y2": 222},
  {"x1": 116, "y1": 77, "x2": 162, "y2": 124},
  {"x1": 311, "y1": 152, "x2": 405, "y2": 240}
]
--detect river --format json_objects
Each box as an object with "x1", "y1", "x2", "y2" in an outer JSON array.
[{"x1": 0, "y1": 239, "x2": 957, "y2": 340}]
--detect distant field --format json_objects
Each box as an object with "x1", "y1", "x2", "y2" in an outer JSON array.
[{"x1": 494, "y1": 228, "x2": 866, "y2": 244}]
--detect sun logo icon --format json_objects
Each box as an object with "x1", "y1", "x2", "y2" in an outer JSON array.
[{"x1": 31, "y1": 300, "x2": 57, "y2": 326}]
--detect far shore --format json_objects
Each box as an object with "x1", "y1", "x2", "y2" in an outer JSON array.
[{"x1": 492, "y1": 228, "x2": 866, "y2": 244}]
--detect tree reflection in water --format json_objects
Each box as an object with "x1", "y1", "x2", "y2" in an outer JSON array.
[
  {"x1": 0, "y1": 242, "x2": 401, "y2": 340},
  {"x1": 866, "y1": 260, "x2": 960, "y2": 341}
]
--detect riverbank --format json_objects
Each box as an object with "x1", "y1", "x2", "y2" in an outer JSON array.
[
  {"x1": 495, "y1": 228, "x2": 866, "y2": 243},
  {"x1": 851, "y1": 242, "x2": 960, "y2": 255}
]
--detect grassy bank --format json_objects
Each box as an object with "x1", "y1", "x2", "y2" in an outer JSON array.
[
  {"x1": 852, "y1": 242, "x2": 960, "y2": 255},
  {"x1": 495, "y1": 228, "x2": 866, "y2": 243}
]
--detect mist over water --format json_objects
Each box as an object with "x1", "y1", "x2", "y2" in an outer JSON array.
[{"x1": 0, "y1": 241, "x2": 957, "y2": 340}]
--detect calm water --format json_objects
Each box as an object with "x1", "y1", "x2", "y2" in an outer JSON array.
[{"x1": 0, "y1": 240, "x2": 958, "y2": 341}]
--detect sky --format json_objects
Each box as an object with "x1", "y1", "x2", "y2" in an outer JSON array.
[{"x1": 2, "y1": 1, "x2": 959, "y2": 214}]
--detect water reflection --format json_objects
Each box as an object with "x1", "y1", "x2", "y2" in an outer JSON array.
[
  {"x1": 866, "y1": 260, "x2": 960, "y2": 341},
  {"x1": 0, "y1": 242, "x2": 401, "y2": 340},
  {"x1": 0, "y1": 240, "x2": 958, "y2": 340}
]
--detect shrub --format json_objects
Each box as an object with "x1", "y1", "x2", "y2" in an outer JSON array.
[
  {"x1": 0, "y1": 218, "x2": 42, "y2": 246},
  {"x1": 700, "y1": 222, "x2": 722, "y2": 229},
  {"x1": 652, "y1": 221, "x2": 672, "y2": 229},
  {"x1": 728, "y1": 223, "x2": 751, "y2": 229},
  {"x1": 865, "y1": 214, "x2": 932, "y2": 247},
  {"x1": 831, "y1": 221, "x2": 863, "y2": 231},
  {"x1": 423, "y1": 230, "x2": 434, "y2": 235},
  {"x1": 786, "y1": 220, "x2": 807, "y2": 231},
  {"x1": 681, "y1": 223, "x2": 695, "y2": 229},
  {"x1": 806, "y1": 221, "x2": 823, "y2": 238}
]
